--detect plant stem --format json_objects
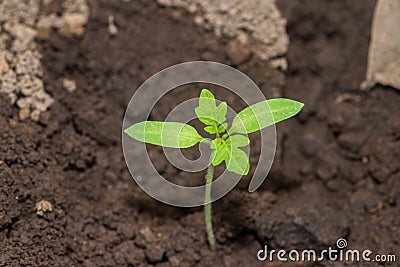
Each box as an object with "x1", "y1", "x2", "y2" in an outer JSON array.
[{"x1": 204, "y1": 164, "x2": 216, "y2": 251}]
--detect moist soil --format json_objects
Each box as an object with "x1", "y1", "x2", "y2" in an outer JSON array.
[{"x1": 1, "y1": 0, "x2": 399, "y2": 266}]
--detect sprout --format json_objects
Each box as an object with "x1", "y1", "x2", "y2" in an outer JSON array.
[{"x1": 125, "y1": 89, "x2": 303, "y2": 250}]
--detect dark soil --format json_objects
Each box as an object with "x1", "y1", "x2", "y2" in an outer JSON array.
[{"x1": 1, "y1": 0, "x2": 399, "y2": 266}]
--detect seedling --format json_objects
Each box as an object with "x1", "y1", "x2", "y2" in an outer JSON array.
[{"x1": 124, "y1": 89, "x2": 303, "y2": 250}]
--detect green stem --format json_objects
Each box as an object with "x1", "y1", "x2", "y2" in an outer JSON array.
[{"x1": 204, "y1": 164, "x2": 216, "y2": 251}]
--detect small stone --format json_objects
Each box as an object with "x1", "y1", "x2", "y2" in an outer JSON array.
[
  {"x1": 188, "y1": 4, "x2": 198, "y2": 14},
  {"x1": 16, "y1": 97, "x2": 32, "y2": 109},
  {"x1": 31, "y1": 90, "x2": 54, "y2": 112},
  {"x1": 35, "y1": 200, "x2": 53, "y2": 216},
  {"x1": 108, "y1": 15, "x2": 118, "y2": 36},
  {"x1": 19, "y1": 108, "x2": 31, "y2": 120},
  {"x1": 63, "y1": 78, "x2": 77, "y2": 92},
  {"x1": 194, "y1": 16, "x2": 204, "y2": 26},
  {"x1": 227, "y1": 38, "x2": 251, "y2": 65},
  {"x1": 30, "y1": 109, "x2": 41, "y2": 121},
  {"x1": 270, "y1": 58, "x2": 288, "y2": 71}
]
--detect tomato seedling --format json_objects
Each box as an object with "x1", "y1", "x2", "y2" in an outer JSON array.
[{"x1": 124, "y1": 89, "x2": 303, "y2": 250}]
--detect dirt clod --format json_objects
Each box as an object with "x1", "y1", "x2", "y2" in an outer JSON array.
[
  {"x1": 63, "y1": 78, "x2": 77, "y2": 92},
  {"x1": 35, "y1": 200, "x2": 53, "y2": 216}
]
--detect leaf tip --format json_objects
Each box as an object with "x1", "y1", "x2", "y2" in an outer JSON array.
[{"x1": 200, "y1": 89, "x2": 214, "y2": 99}]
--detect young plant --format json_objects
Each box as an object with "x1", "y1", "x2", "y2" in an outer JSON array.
[{"x1": 124, "y1": 89, "x2": 303, "y2": 250}]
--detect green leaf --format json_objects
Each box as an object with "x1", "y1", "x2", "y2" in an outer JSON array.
[
  {"x1": 218, "y1": 123, "x2": 228, "y2": 133},
  {"x1": 195, "y1": 89, "x2": 227, "y2": 127},
  {"x1": 228, "y1": 135, "x2": 250, "y2": 147},
  {"x1": 204, "y1": 123, "x2": 228, "y2": 135},
  {"x1": 229, "y1": 98, "x2": 304, "y2": 134},
  {"x1": 226, "y1": 148, "x2": 250, "y2": 176},
  {"x1": 124, "y1": 121, "x2": 203, "y2": 148},
  {"x1": 210, "y1": 138, "x2": 223, "y2": 150},
  {"x1": 204, "y1": 125, "x2": 217, "y2": 134},
  {"x1": 211, "y1": 135, "x2": 250, "y2": 175}
]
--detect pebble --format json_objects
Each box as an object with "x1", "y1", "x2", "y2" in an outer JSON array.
[
  {"x1": 63, "y1": 78, "x2": 77, "y2": 92},
  {"x1": 30, "y1": 109, "x2": 41, "y2": 121},
  {"x1": 188, "y1": 4, "x2": 198, "y2": 14},
  {"x1": 194, "y1": 16, "x2": 204, "y2": 26},
  {"x1": 35, "y1": 200, "x2": 53, "y2": 216},
  {"x1": 16, "y1": 97, "x2": 32, "y2": 109},
  {"x1": 31, "y1": 90, "x2": 54, "y2": 112},
  {"x1": 108, "y1": 15, "x2": 118, "y2": 36},
  {"x1": 19, "y1": 108, "x2": 31, "y2": 120}
]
